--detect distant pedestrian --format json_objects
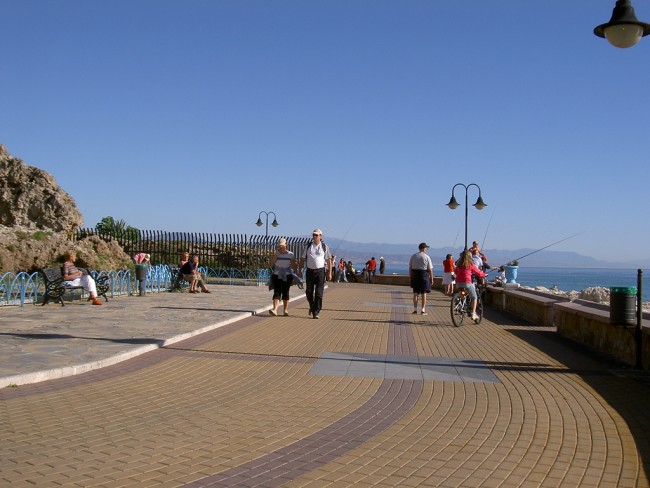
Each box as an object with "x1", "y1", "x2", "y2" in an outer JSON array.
[
  {"x1": 298, "y1": 229, "x2": 333, "y2": 319},
  {"x1": 442, "y1": 253, "x2": 455, "y2": 296},
  {"x1": 409, "y1": 243, "x2": 434, "y2": 315},
  {"x1": 269, "y1": 238, "x2": 298, "y2": 316},
  {"x1": 365, "y1": 257, "x2": 377, "y2": 282},
  {"x1": 337, "y1": 258, "x2": 348, "y2": 283},
  {"x1": 379, "y1": 257, "x2": 386, "y2": 275}
]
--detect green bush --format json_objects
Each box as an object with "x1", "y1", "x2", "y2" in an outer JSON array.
[{"x1": 32, "y1": 231, "x2": 52, "y2": 241}]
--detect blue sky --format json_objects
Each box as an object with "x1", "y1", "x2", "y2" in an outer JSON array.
[{"x1": 2, "y1": 1, "x2": 649, "y2": 262}]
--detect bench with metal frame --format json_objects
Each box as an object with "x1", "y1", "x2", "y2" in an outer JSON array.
[{"x1": 38, "y1": 266, "x2": 109, "y2": 306}]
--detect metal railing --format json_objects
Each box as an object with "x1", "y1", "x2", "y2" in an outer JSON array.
[
  {"x1": 76, "y1": 229, "x2": 311, "y2": 270},
  {"x1": 0, "y1": 265, "x2": 274, "y2": 307}
]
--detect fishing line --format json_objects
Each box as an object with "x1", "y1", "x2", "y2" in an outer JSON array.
[
  {"x1": 481, "y1": 208, "x2": 495, "y2": 249},
  {"x1": 505, "y1": 232, "x2": 583, "y2": 265},
  {"x1": 332, "y1": 220, "x2": 356, "y2": 256},
  {"x1": 451, "y1": 225, "x2": 461, "y2": 253}
]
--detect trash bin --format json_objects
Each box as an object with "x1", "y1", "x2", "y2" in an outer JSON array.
[
  {"x1": 609, "y1": 286, "x2": 637, "y2": 325},
  {"x1": 135, "y1": 264, "x2": 148, "y2": 296}
]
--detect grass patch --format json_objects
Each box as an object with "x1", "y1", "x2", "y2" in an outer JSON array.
[{"x1": 32, "y1": 231, "x2": 52, "y2": 241}]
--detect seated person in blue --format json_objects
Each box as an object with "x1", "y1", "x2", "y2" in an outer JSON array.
[{"x1": 180, "y1": 255, "x2": 210, "y2": 294}]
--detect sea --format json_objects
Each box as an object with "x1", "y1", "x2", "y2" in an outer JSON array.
[{"x1": 382, "y1": 265, "x2": 649, "y2": 302}]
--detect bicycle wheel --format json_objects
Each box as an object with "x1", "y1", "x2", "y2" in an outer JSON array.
[
  {"x1": 474, "y1": 294, "x2": 483, "y2": 324},
  {"x1": 450, "y1": 292, "x2": 465, "y2": 327}
]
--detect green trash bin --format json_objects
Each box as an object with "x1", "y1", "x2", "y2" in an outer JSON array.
[{"x1": 609, "y1": 286, "x2": 637, "y2": 325}]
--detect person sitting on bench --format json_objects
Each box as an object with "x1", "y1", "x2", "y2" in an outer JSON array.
[
  {"x1": 180, "y1": 254, "x2": 211, "y2": 294},
  {"x1": 62, "y1": 250, "x2": 102, "y2": 305}
]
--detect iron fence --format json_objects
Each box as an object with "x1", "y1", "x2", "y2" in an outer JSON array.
[{"x1": 76, "y1": 229, "x2": 310, "y2": 269}]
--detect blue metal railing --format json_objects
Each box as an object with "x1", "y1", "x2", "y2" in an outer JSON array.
[{"x1": 0, "y1": 265, "x2": 273, "y2": 307}]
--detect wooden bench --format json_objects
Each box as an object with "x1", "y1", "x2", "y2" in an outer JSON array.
[{"x1": 38, "y1": 267, "x2": 110, "y2": 306}]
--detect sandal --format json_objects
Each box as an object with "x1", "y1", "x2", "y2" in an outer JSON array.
[
  {"x1": 269, "y1": 310, "x2": 277, "y2": 316},
  {"x1": 202, "y1": 289, "x2": 211, "y2": 293}
]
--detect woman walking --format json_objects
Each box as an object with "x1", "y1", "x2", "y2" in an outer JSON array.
[{"x1": 269, "y1": 238, "x2": 298, "y2": 316}]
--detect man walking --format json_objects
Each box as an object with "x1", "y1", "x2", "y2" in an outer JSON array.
[
  {"x1": 409, "y1": 242, "x2": 434, "y2": 315},
  {"x1": 298, "y1": 228, "x2": 333, "y2": 319}
]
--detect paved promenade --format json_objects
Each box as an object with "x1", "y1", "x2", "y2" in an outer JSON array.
[{"x1": 1, "y1": 283, "x2": 649, "y2": 487}]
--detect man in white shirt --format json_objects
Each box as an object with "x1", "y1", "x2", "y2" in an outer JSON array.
[
  {"x1": 298, "y1": 228, "x2": 333, "y2": 319},
  {"x1": 409, "y1": 242, "x2": 434, "y2": 315}
]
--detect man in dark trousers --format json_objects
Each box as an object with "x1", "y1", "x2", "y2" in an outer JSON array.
[{"x1": 298, "y1": 228, "x2": 333, "y2": 319}]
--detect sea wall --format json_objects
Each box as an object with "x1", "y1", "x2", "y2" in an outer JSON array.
[{"x1": 483, "y1": 285, "x2": 650, "y2": 370}]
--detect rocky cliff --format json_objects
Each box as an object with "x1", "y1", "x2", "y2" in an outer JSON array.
[
  {"x1": 0, "y1": 145, "x2": 132, "y2": 273},
  {"x1": 0, "y1": 144, "x2": 83, "y2": 236}
]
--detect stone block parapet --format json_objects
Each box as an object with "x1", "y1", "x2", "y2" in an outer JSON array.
[{"x1": 484, "y1": 285, "x2": 650, "y2": 370}]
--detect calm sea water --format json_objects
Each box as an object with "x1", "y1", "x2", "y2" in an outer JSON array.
[{"x1": 382, "y1": 265, "x2": 649, "y2": 301}]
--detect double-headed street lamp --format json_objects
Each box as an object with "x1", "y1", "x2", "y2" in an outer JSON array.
[
  {"x1": 594, "y1": 0, "x2": 650, "y2": 48},
  {"x1": 446, "y1": 183, "x2": 487, "y2": 251},
  {"x1": 255, "y1": 211, "x2": 279, "y2": 238}
]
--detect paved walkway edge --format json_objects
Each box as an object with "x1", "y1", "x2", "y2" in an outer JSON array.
[{"x1": 0, "y1": 295, "x2": 306, "y2": 389}]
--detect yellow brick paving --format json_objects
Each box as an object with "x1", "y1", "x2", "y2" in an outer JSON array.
[{"x1": 0, "y1": 283, "x2": 649, "y2": 487}]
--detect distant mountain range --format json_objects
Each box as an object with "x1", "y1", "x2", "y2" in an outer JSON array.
[{"x1": 321, "y1": 238, "x2": 646, "y2": 269}]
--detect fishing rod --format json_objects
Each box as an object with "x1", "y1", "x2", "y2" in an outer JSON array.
[
  {"x1": 451, "y1": 226, "x2": 461, "y2": 254},
  {"x1": 481, "y1": 209, "x2": 495, "y2": 250},
  {"x1": 504, "y1": 232, "x2": 583, "y2": 266},
  {"x1": 332, "y1": 220, "x2": 356, "y2": 256}
]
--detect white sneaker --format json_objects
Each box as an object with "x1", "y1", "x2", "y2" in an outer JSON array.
[
  {"x1": 421, "y1": 309, "x2": 427, "y2": 315},
  {"x1": 471, "y1": 314, "x2": 479, "y2": 322}
]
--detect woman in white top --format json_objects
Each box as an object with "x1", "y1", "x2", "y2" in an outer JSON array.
[{"x1": 269, "y1": 238, "x2": 298, "y2": 316}]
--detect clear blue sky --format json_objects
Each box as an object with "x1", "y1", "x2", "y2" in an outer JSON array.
[{"x1": 2, "y1": 1, "x2": 649, "y2": 262}]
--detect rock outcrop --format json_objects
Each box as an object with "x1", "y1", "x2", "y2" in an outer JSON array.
[
  {"x1": 0, "y1": 144, "x2": 82, "y2": 237},
  {"x1": 0, "y1": 145, "x2": 133, "y2": 273}
]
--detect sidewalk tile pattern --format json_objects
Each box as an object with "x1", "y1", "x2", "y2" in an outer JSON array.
[{"x1": 0, "y1": 283, "x2": 649, "y2": 487}]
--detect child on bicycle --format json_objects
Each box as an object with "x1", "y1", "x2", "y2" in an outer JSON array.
[{"x1": 455, "y1": 250, "x2": 486, "y2": 322}]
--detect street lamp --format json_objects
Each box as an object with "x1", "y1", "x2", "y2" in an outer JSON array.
[
  {"x1": 255, "y1": 211, "x2": 279, "y2": 238},
  {"x1": 446, "y1": 183, "x2": 487, "y2": 251},
  {"x1": 594, "y1": 0, "x2": 650, "y2": 48}
]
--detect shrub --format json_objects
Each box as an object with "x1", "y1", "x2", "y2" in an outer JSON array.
[{"x1": 32, "y1": 231, "x2": 52, "y2": 241}]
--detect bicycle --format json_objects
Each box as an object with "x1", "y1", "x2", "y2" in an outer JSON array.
[{"x1": 450, "y1": 280, "x2": 484, "y2": 327}]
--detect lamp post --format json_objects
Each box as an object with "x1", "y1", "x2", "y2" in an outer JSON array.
[
  {"x1": 255, "y1": 211, "x2": 279, "y2": 238},
  {"x1": 594, "y1": 0, "x2": 650, "y2": 48},
  {"x1": 446, "y1": 183, "x2": 487, "y2": 251}
]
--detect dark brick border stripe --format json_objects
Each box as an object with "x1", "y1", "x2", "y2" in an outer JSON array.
[
  {"x1": 389, "y1": 290, "x2": 417, "y2": 356},
  {"x1": 183, "y1": 289, "x2": 424, "y2": 487},
  {"x1": 183, "y1": 379, "x2": 422, "y2": 487}
]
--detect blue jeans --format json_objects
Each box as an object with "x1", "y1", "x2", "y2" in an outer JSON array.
[{"x1": 305, "y1": 268, "x2": 325, "y2": 315}]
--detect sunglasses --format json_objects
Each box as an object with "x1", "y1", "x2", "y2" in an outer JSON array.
[{"x1": 312, "y1": 233, "x2": 321, "y2": 237}]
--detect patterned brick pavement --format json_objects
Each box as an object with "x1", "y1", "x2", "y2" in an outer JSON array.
[{"x1": 1, "y1": 283, "x2": 649, "y2": 487}]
